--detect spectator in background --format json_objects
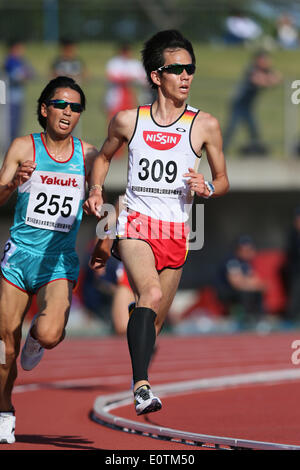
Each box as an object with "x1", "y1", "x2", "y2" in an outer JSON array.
[
  {"x1": 51, "y1": 39, "x2": 86, "y2": 139},
  {"x1": 111, "y1": 263, "x2": 135, "y2": 336},
  {"x1": 51, "y1": 39, "x2": 86, "y2": 83},
  {"x1": 3, "y1": 40, "x2": 35, "y2": 141},
  {"x1": 81, "y1": 246, "x2": 120, "y2": 329},
  {"x1": 104, "y1": 43, "x2": 149, "y2": 158},
  {"x1": 223, "y1": 10, "x2": 262, "y2": 45},
  {"x1": 85, "y1": 194, "x2": 135, "y2": 334},
  {"x1": 216, "y1": 235, "x2": 267, "y2": 326},
  {"x1": 222, "y1": 49, "x2": 282, "y2": 155},
  {"x1": 105, "y1": 42, "x2": 148, "y2": 124},
  {"x1": 276, "y1": 14, "x2": 299, "y2": 49},
  {"x1": 284, "y1": 207, "x2": 300, "y2": 323}
]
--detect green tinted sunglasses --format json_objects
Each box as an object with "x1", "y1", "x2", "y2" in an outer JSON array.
[
  {"x1": 156, "y1": 63, "x2": 196, "y2": 75},
  {"x1": 47, "y1": 99, "x2": 83, "y2": 113}
]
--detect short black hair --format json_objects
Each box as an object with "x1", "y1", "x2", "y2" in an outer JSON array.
[
  {"x1": 141, "y1": 30, "x2": 196, "y2": 89},
  {"x1": 59, "y1": 37, "x2": 76, "y2": 46},
  {"x1": 37, "y1": 76, "x2": 86, "y2": 130},
  {"x1": 236, "y1": 234, "x2": 255, "y2": 247},
  {"x1": 253, "y1": 48, "x2": 269, "y2": 59},
  {"x1": 6, "y1": 39, "x2": 24, "y2": 49}
]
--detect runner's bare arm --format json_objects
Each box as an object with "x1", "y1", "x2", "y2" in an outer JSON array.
[
  {"x1": 89, "y1": 237, "x2": 112, "y2": 270},
  {"x1": 83, "y1": 109, "x2": 136, "y2": 217},
  {"x1": 203, "y1": 115, "x2": 229, "y2": 196},
  {"x1": 0, "y1": 136, "x2": 36, "y2": 206},
  {"x1": 184, "y1": 113, "x2": 229, "y2": 198},
  {"x1": 89, "y1": 193, "x2": 126, "y2": 270},
  {"x1": 82, "y1": 142, "x2": 99, "y2": 185}
]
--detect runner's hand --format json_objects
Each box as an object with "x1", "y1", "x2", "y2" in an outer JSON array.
[
  {"x1": 183, "y1": 168, "x2": 210, "y2": 197},
  {"x1": 83, "y1": 192, "x2": 103, "y2": 218},
  {"x1": 8, "y1": 160, "x2": 36, "y2": 189},
  {"x1": 89, "y1": 238, "x2": 111, "y2": 270}
]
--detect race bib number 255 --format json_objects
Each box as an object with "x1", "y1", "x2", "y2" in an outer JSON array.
[{"x1": 25, "y1": 171, "x2": 84, "y2": 233}]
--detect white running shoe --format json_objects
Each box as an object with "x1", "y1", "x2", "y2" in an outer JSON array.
[
  {"x1": 21, "y1": 326, "x2": 44, "y2": 371},
  {"x1": 134, "y1": 385, "x2": 162, "y2": 416},
  {"x1": 0, "y1": 413, "x2": 16, "y2": 444}
]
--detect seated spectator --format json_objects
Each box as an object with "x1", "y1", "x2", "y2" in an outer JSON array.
[
  {"x1": 111, "y1": 262, "x2": 135, "y2": 336},
  {"x1": 80, "y1": 239, "x2": 120, "y2": 329},
  {"x1": 216, "y1": 235, "x2": 267, "y2": 325}
]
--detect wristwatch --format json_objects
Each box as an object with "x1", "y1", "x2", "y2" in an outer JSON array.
[{"x1": 203, "y1": 181, "x2": 215, "y2": 199}]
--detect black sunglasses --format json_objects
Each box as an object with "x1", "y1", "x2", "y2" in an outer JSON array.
[
  {"x1": 47, "y1": 99, "x2": 83, "y2": 113},
  {"x1": 156, "y1": 63, "x2": 196, "y2": 76}
]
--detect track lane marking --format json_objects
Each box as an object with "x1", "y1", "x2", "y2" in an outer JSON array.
[{"x1": 92, "y1": 367, "x2": 300, "y2": 450}]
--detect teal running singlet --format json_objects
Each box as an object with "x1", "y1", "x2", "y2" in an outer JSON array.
[
  {"x1": 1, "y1": 133, "x2": 86, "y2": 292},
  {"x1": 10, "y1": 132, "x2": 86, "y2": 254}
]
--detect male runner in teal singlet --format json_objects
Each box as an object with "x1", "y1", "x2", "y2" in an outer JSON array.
[
  {"x1": 0, "y1": 76, "x2": 102, "y2": 443},
  {"x1": 84, "y1": 30, "x2": 230, "y2": 416}
]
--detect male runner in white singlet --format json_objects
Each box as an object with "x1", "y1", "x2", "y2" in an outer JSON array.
[
  {"x1": 0, "y1": 76, "x2": 101, "y2": 443},
  {"x1": 84, "y1": 30, "x2": 229, "y2": 415}
]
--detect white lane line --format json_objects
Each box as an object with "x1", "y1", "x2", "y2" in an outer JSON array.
[
  {"x1": 151, "y1": 367, "x2": 300, "y2": 395},
  {"x1": 14, "y1": 375, "x2": 131, "y2": 393},
  {"x1": 15, "y1": 366, "x2": 300, "y2": 394},
  {"x1": 92, "y1": 367, "x2": 300, "y2": 450},
  {"x1": 14, "y1": 367, "x2": 300, "y2": 448}
]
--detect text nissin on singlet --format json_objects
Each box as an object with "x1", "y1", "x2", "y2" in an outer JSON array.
[
  {"x1": 143, "y1": 131, "x2": 181, "y2": 150},
  {"x1": 39, "y1": 175, "x2": 78, "y2": 187}
]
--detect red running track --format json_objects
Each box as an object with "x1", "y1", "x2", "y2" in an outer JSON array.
[{"x1": 1, "y1": 330, "x2": 300, "y2": 450}]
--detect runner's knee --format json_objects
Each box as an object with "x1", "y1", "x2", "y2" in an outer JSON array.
[
  {"x1": 139, "y1": 284, "x2": 162, "y2": 311},
  {"x1": 34, "y1": 323, "x2": 65, "y2": 349}
]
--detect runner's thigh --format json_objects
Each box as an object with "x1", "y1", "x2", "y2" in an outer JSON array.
[
  {"x1": 36, "y1": 279, "x2": 73, "y2": 331},
  {"x1": 117, "y1": 239, "x2": 159, "y2": 295},
  {"x1": 0, "y1": 278, "x2": 31, "y2": 347}
]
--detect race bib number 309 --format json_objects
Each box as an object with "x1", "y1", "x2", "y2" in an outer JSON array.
[
  {"x1": 130, "y1": 150, "x2": 187, "y2": 199},
  {"x1": 25, "y1": 171, "x2": 84, "y2": 233}
]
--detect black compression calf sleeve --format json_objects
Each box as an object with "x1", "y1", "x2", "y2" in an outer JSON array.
[{"x1": 126, "y1": 307, "x2": 157, "y2": 384}]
